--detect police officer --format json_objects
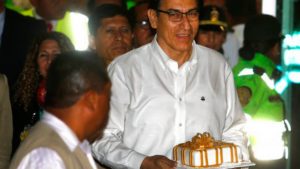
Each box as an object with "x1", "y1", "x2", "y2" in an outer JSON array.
[
  {"x1": 196, "y1": 5, "x2": 228, "y2": 53},
  {"x1": 196, "y1": 5, "x2": 239, "y2": 67},
  {"x1": 233, "y1": 14, "x2": 287, "y2": 162},
  {"x1": 233, "y1": 14, "x2": 284, "y2": 121}
]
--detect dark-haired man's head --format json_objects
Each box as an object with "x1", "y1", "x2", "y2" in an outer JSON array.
[
  {"x1": 45, "y1": 51, "x2": 110, "y2": 141},
  {"x1": 45, "y1": 50, "x2": 109, "y2": 108},
  {"x1": 88, "y1": 4, "x2": 133, "y2": 65},
  {"x1": 128, "y1": 1, "x2": 155, "y2": 47},
  {"x1": 241, "y1": 14, "x2": 283, "y2": 64},
  {"x1": 149, "y1": 0, "x2": 203, "y2": 11},
  {"x1": 147, "y1": 0, "x2": 201, "y2": 63},
  {"x1": 87, "y1": 0, "x2": 127, "y2": 13}
]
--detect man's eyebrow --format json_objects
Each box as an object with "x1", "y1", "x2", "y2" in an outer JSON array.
[{"x1": 165, "y1": 8, "x2": 199, "y2": 12}]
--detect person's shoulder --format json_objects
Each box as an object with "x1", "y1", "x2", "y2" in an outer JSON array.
[
  {"x1": 5, "y1": 8, "x2": 46, "y2": 30},
  {"x1": 233, "y1": 58, "x2": 253, "y2": 71},
  {"x1": 0, "y1": 74, "x2": 8, "y2": 86},
  {"x1": 21, "y1": 15, "x2": 46, "y2": 29},
  {"x1": 195, "y1": 44, "x2": 227, "y2": 63},
  {"x1": 0, "y1": 74, "x2": 6, "y2": 81},
  {"x1": 109, "y1": 44, "x2": 151, "y2": 69},
  {"x1": 5, "y1": 8, "x2": 30, "y2": 22},
  {"x1": 11, "y1": 147, "x2": 65, "y2": 169},
  {"x1": 13, "y1": 122, "x2": 69, "y2": 157}
]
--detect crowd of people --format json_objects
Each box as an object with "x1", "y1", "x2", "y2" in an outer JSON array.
[{"x1": 0, "y1": 0, "x2": 287, "y2": 169}]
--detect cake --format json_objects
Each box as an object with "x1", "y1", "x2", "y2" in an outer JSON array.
[{"x1": 173, "y1": 132, "x2": 241, "y2": 168}]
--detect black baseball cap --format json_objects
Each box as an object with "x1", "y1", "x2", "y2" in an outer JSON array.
[{"x1": 244, "y1": 14, "x2": 282, "y2": 42}]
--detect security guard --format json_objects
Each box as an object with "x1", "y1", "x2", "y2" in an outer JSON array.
[
  {"x1": 233, "y1": 14, "x2": 284, "y2": 121},
  {"x1": 196, "y1": 5, "x2": 228, "y2": 53},
  {"x1": 196, "y1": 5, "x2": 239, "y2": 67},
  {"x1": 233, "y1": 14, "x2": 287, "y2": 161}
]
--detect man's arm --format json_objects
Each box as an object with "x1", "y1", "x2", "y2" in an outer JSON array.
[
  {"x1": 92, "y1": 63, "x2": 177, "y2": 169},
  {"x1": 92, "y1": 64, "x2": 146, "y2": 168},
  {"x1": 222, "y1": 66, "x2": 250, "y2": 161}
]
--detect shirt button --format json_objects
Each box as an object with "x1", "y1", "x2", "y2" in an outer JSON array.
[{"x1": 179, "y1": 123, "x2": 182, "y2": 127}]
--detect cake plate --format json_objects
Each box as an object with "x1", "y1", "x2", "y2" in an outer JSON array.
[{"x1": 176, "y1": 161, "x2": 256, "y2": 169}]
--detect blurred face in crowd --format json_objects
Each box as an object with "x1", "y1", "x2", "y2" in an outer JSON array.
[
  {"x1": 196, "y1": 30, "x2": 226, "y2": 52},
  {"x1": 93, "y1": 15, "x2": 133, "y2": 65},
  {"x1": 133, "y1": 3, "x2": 155, "y2": 47},
  {"x1": 30, "y1": 0, "x2": 68, "y2": 20},
  {"x1": 37, "y1": 39, "x2": 61, "y2": 78},
  {"x1": 148, "y1": 0, "x2": 199, "y2": 56}
]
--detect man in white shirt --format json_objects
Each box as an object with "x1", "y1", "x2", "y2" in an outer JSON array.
[
  {"x1": 9, "y1": 51, "x2": 110, "y2": 169},
  {"x1": 92, "y1": 0, "x2": 249, "y2": 168}
]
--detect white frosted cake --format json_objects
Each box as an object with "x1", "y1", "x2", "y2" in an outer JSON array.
[{"x1": 173, "y1": 132, "x2": 241, "y2": 168}]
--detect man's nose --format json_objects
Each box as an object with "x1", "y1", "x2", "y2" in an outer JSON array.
[
  {"x1": 208, "y1": 33, "x2": 216, "y2": 42},
  {"x1": 181, "y1": 15, "x2": 192, "y2": 30},
  {"x1": 114, "y1": 31, "x2": 123, "y2": 41}
]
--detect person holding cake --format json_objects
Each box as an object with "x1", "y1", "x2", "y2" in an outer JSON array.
[{"x1": 92, "y1": 0, "x2": 249, "y2": 168}]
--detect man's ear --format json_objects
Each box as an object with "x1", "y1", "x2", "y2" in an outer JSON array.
[
  {"x1": 82, "y1": 91, "x2": 98, "y2": 113},
  {"x1": 148, "y1": 9, "x2": 158, "y2": 29}
]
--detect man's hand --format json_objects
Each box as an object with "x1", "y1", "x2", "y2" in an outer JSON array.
[{"x1": 140, "y1": 155, "x2": 177, "y2": 169}]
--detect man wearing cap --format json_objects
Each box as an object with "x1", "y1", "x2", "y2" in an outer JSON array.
[{"x1": 196, "y1": 5, "x2": 238, "y2": 67}]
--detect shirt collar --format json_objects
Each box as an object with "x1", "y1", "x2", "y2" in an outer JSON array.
[
  {"x1": 79, "y1": 140, "x2": 93, "y2": 155},
  {"x1": 151, "y1": 35, "x2": 198, "y2": 73},
  {"x1": 42, "y1": 111, "x2": 86, "y2": 151}
]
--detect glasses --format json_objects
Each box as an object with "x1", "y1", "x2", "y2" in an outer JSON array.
[
  {"x1": 136, "y1": 19, "x2": 150, "y2": 29},
  {"x1": 156, "y1": 8, "x2": 199, "y2": 22}
]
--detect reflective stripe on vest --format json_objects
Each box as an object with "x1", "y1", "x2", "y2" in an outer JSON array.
[{"x1": 238, "y1": 68, "x2": 275, "y2": 90}]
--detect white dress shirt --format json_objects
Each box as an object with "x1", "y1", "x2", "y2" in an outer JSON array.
[
  {"x1": 17, "y1": 112, "x2": 98, "y2": 169},
  {"x1": 92, "y1": 37, "x2": 249, "y2": 169}
]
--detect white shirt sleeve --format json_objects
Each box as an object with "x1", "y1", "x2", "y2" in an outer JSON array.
[
  {"x1": 92, "y1": 64, "x2": 146, "y2": 169},
  {"x1": 17, "y1": 148, "x2": 65, "y2": 169},
  {"x1": 222, "y1": 65, "x2": 249, "y2": 161}
]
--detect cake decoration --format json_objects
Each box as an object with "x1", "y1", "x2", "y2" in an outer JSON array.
[{"x1": 173, "y1": 132, "x2": 241, "y2": 168}]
